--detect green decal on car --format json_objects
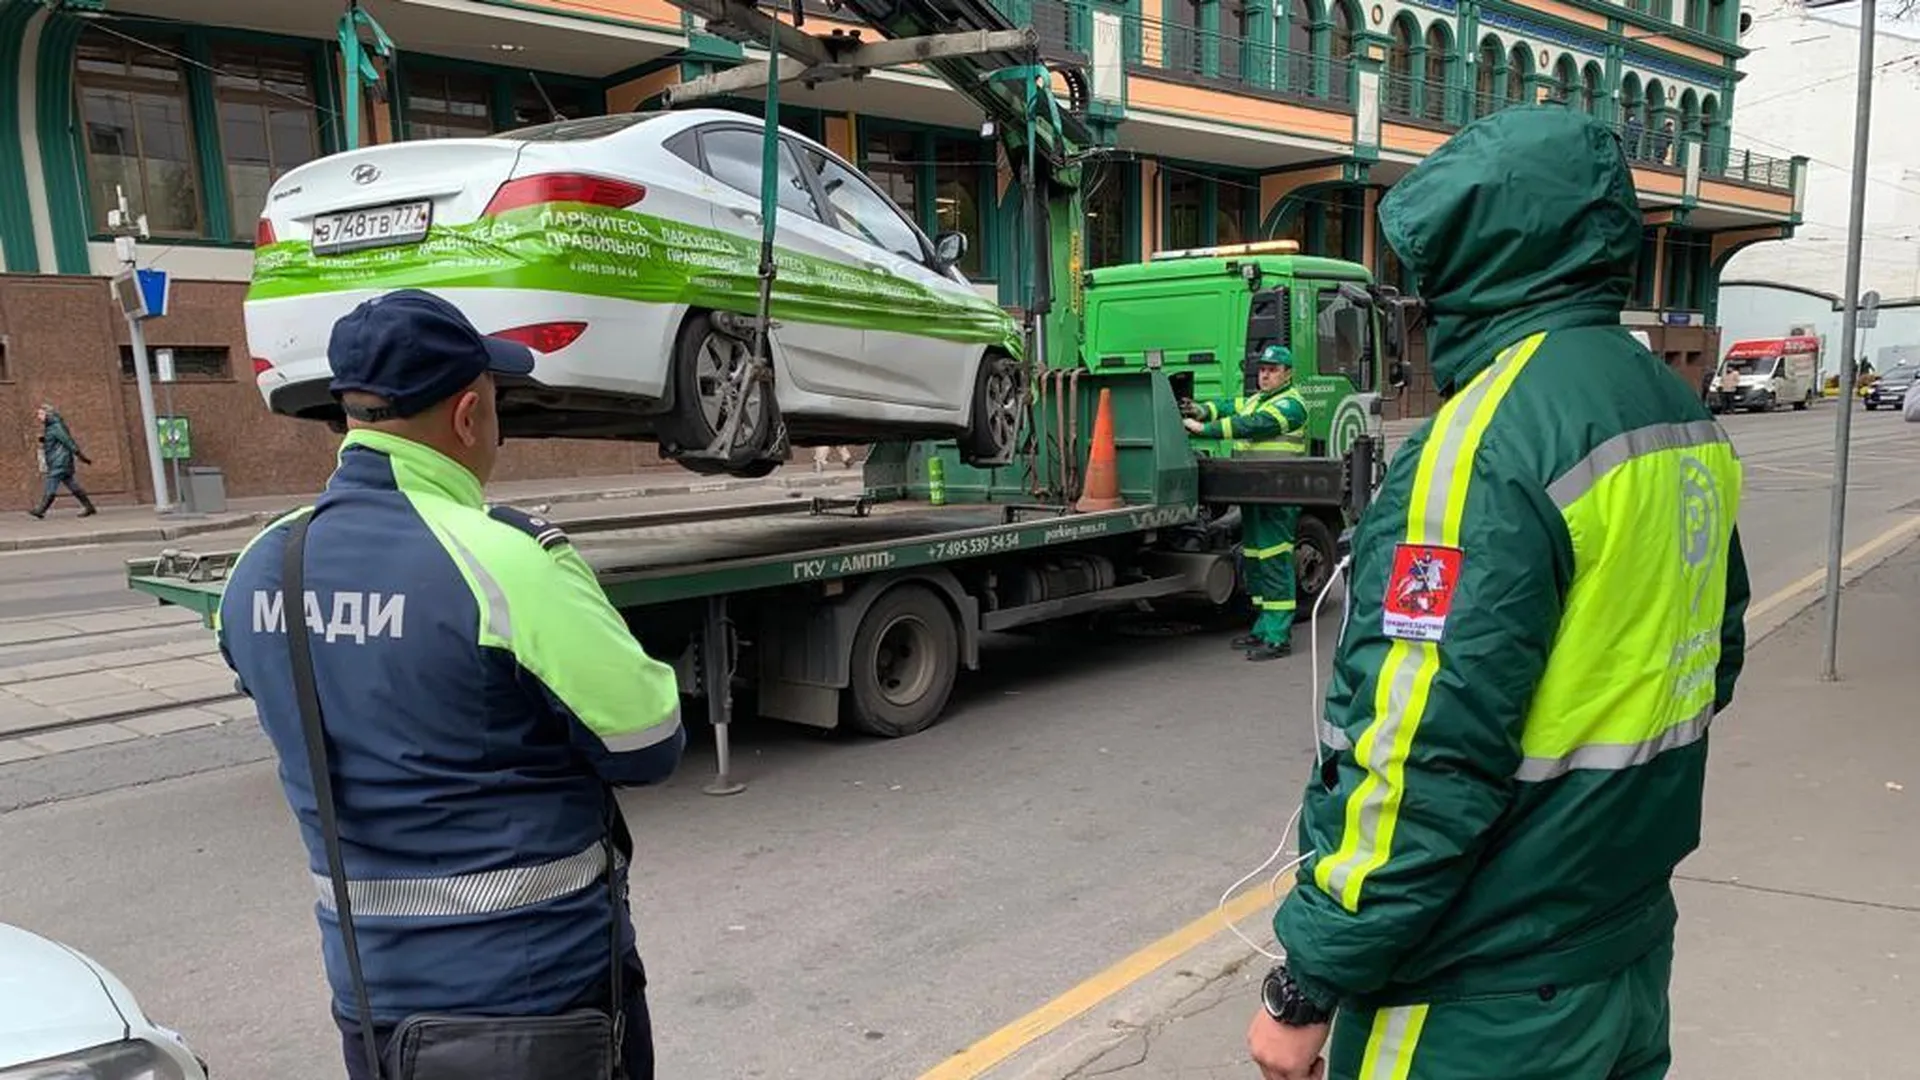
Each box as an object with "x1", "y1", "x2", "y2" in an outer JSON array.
[{"x1": 249, "y1": 202, "x2": 1023, "y2": 358}]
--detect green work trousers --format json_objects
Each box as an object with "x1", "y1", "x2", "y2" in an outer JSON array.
[
  {"x1": 1326, "y1": 942, "x2": 1674, "y2": 1080},
  {"x1": 1242, "y1": 504, "x2": 1300, "y2": 647}
]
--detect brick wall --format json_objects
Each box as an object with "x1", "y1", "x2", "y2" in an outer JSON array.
[{"x1": 0, "y1": 275, "x2": 673, "y2": 510}]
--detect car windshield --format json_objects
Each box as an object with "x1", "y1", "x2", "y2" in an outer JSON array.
[
  {"x1": 496, "y1": 113, "x2": 663, "y2": 142},
  {"x1": 1882, "y1": 366, "x2": 1919, "y2": 386},
  {"x1": 1723, "y1": 356, "x2": 1772, "y2": 375}
]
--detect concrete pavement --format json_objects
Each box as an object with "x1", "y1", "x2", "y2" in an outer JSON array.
[{"x1": 1012, "y1": 540, "x2": 1920, "y2": 1080}]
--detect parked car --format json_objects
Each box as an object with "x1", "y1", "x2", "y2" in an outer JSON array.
[
  {"x1": 1864, "y1": 362, "x2": 1917, "y2": 411},
  {"x1": 245, "y1": 109, "x2": 1026, "y2": 478},
  {"x1": 0, "y1": 922, "x2": 208, "y2": 1079}
]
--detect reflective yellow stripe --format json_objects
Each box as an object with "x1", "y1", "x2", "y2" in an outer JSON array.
[
  {"x1": 1221, "y1": 417, "x2": 1235, "y2": 439},
  {"x1": 1258, "y1": 599, "x2": 1296, "y2": 611},
  {"x1": 1314, "y1": 333, "x2": 1544, "y2": 912},
  {"x1": 1203, "y1": 401, "x2": 1223, "y2": 422},
  {"x1": 1358, "y1": 1004, "x2": 1429, "y2": 1080},
  {"x1": 1243, "y1": 542, "x2": 1294, "y2": 559}
]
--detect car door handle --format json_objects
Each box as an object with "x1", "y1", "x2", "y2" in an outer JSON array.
[{"x1": 729, "y1": 207, "x2": 761, "y2": 223}]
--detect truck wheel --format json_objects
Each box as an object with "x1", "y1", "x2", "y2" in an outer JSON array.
[
  {"x1": 1293, "y1": 514, "x2": 1337, "y2": 620},
  {"x1": 958, "y1": 353, "x2": 1024, "y2": 467},
  {"x1": 658, "y1": 313, "x2": 775, "y2": 473},
  {"x1": 1794, "y1": 391, "x2": 1812, "y2": 411},
  {"x1": 845, "y1": 584, "x2": 959, "y2": 738}
]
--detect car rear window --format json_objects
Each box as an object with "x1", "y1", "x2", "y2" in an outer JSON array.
[{"x1": 497, "y1": 113, "x2": 663, "y2": 142}]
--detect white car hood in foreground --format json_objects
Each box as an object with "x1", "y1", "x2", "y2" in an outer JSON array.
[{"x1": 0, "y1": 923, "x2": 130, "y2": 1068}]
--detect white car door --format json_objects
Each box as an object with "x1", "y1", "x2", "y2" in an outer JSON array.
[
  {"x1": 683, "y1": 124, "x2": 862, "y2": 390},
  {"x1": 799, "y1": 147, "x2": 975, "y2": 415}
]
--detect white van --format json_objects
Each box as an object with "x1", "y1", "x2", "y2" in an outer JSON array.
[{"x1": 1710, "y1": 336, "x2": 1820, "y2": 413}]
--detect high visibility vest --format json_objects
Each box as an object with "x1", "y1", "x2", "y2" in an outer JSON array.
[{"x1": 1205, "y1": 388, "x2": 1309, "y2": 457}]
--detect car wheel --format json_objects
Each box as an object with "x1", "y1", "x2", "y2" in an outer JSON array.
[
  {"x1": 958, "y1": 353, "x2": 1024, "y2": 467},
  {"x1": 1866, "y1": 401, "x2": 1879, "y2": 410},
  {"x1": 1293, "y1": 513, "x2": 1338, "y2": 620},
  {"x1": 843, "y1": 584, "x2": 960, "y2": 738},
  {"x1": 659, "y1": 313, "x2": 775, "y2": 471},
  {"x1": 1794, "y1": 391, "x2": 1811, "y2": 411}
]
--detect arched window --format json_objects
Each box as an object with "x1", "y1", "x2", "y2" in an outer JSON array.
[
  {"x1": 1477, "y1": 37, "x2": 1503, "y2": 117},
  {"x1": 1287, "y1": 0, "x2": 1316, "y2": 91},
  {"x1": 1329, "y1": 0, "x2": 1356, "y2": 100},
  {"x1": 1644, "y1": 79, "x2": 1670, "y2": 165},
  {"x1": 1553, "y1": 55, "x2": 1578, "y2": 105},
  {"x1": 1506, "y1": 43, "x2": 1530, "y2": 104},
  {"x1": 1423, "y1": 22, "x2": 1453, "y2": 124},
  {"x1": 1581, "y1": 61, "x2": 1603, "y2": 115},
  {"x1": 1619, "y1": 73, "x2": 1645, "y2": 159},
  {"x1": 1388, "y1": 15, "x2": 1417, "y2": 117},
  {"x1": 1702, "y1": 92, "x2": 1723, "y2": 171}
]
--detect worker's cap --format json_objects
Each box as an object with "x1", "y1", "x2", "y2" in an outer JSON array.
[
  {"x1": 1256, "y1": 345, "x2": 1294, "y2": 368},
  {"x1": 327, "y1": 289, "x2": 536, "y2": 421}
]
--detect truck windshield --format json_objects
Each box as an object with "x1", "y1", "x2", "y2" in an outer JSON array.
[{"x1": 1723, "y1": 356, "x2": 1772, "y2": 375}]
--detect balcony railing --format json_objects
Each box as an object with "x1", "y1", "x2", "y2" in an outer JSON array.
[
  {"x1": 1382, "y1": 72, "x2": 1460, "y2": 126},
  {"x1": 997, "y1": 0, "x2": 1355, "y2": 109},
  {"x1": 1705, "y1": 144, "x2": 1794, "y2": 192}
]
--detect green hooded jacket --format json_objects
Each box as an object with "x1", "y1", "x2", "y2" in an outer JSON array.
[
  {"x1": 1273, "y1": 106, "x2": 1751, "y2": 1011},
  {"x1": 39, "y1": 409, "x2": 84, "y2": 478}
]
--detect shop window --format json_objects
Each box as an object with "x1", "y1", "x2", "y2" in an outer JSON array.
[
  {"x1": 1165, "y1": 173, "x2": 1204, "y2": 250},
  {"x1": 1216, "y1": 182, "x2": 1254, "y2": 248},
  {"x1": 0, "y1": 337, "x2": 10, "y2": 382},
  {"x1": 864, "y1": 130, "x2": 920, "y2": 222},
  {"x1": 75, "y1": 32, "x2": 203, "y2": 237},
  {"x1": 1632, "y1": 227, "x2": 1660, "y2": 308},
  {"x1": 119, "y1": 345, "x2": 230, "y2": 381},
  {"x1": 508, "y1": 75, "x2": 603, "y2": 127},
  {"x1": 214, "y1": 45, "x2": 321, "y2": 241},
  {"x1": 1084, "y1": 164, "x2": 1129, "y2": 269},
  {"x1": 405, "y1": 68, "x2": 493, "y2": 139},
  {"x1": 933, "y1": 137, "x2": 987, "y2": 277}
]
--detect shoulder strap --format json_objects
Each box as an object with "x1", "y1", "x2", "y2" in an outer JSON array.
[{"x1": 283, "y1": 511, "x2": 384, "y2": 1080}]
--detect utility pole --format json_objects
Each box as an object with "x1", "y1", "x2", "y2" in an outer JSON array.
[
  {"x1": 1816, "y1": 0, "x2": 1876, "y2": 681},
  {"x1": 106, "y1": 187, "x2": 173, "y2": 514}
]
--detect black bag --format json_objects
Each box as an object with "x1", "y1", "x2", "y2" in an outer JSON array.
[{"x1": 282, "y1": 512, "x2": 626, "y2": 1080}]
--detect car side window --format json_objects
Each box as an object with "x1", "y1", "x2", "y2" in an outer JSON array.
[
  {"x1": 804, "y1": 149, "x2": 926, "y2": 263},
  {"x1": 697, "y1": 127, "x2": 823, "y2": 222},
  {"x1": 1315, "y1": 286, "x2": 1375, "y2": 391}
]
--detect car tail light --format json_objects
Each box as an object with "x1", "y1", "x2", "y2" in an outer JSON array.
[
  {"x1": 492, "y1": 321, "x2": 588, "y2": 354},
  {"x1": 252, "y1": 357, "x2": 274, "y2": 375},
  {"x1": 482, "y1": 174, "x2": 646, "y2": 216},
  {"x1": 255, "y1": 217, "x2": 276, "y2": 246}
]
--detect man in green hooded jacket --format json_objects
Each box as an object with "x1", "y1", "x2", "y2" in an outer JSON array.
[
  {"x1": 30, "y1": 404, "x2": 96, "y2": 519},
  {"x1": 1246, "y1": 106, "x2": 1749, "y2": 1079}
]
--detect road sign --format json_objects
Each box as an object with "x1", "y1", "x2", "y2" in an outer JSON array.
[
  {"x1": 1859, "y1": 289, "x2": 1880, "y2": 329},
  {"x1": 156, "y1": 416, "x2": 191, "y2": 461},
  {"x1": 155, "y1": 347, "x2": 175, "y2": 384}
]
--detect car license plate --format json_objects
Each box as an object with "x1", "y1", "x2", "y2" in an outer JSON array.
[{"x1": 311, "y1": 201, "x2": 432, "y2": 256}]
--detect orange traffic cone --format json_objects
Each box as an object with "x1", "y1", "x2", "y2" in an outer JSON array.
[{"x1": 1074, "y1": 387, "x2": 1124, "y2": 512}]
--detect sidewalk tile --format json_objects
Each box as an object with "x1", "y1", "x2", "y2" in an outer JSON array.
[
  {"x1": 151, "y1": 678, "x2": 239, "y2": 703},
  {"x1": 106, "y1": 660, "x2": 230, "y2": 691},
  {"x1": 206, "y1": 698, "x2": 257, "y2": 721},
  {"x1": 118, "y1": 707, "x2": 225, "y2": 737},
  {"x1": 10, "y1": 672, "x2": 145, "y2": 707},
  {"x1": 0, "y1": 738, "x2": 41, "y2": 764},
  {"x1": 52, "y1": 690, "x2": 170, "y2": 720},
  {"x1": 0, "y1": 693, "x2": 61, "y2": 735},
  {"x1": 21, "y1": 724, "x2": 141, "y2": 754}
]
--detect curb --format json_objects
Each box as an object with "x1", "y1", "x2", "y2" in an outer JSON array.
[
  {"x1": 0, "y1": 471, "x2": 867, "y2": 555},
  {"x1": 972, "y1": 528, "x2": 1920, "y2": 1080}
]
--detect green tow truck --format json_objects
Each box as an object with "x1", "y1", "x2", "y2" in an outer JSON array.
[{"x1": 125, "y1": 0, "x2": 1414, "y2": 792}]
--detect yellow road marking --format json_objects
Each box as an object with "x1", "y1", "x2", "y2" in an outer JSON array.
[
  {"x1": 1745, "y1": 514, "x2": 1920, "y2": 625},
  {"x1": 915, "y1": 881, "x2": 1291, "y2": 1080},
  {"x1": 920, "y1": 511, "x2": 1920, "y2": 1080}
]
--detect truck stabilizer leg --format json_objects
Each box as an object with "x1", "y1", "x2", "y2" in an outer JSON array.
[{"x1": 702, "y1": 595, "x2": 747, "y2": 796}]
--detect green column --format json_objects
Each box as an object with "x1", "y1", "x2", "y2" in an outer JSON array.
[
  {"x1": 0, "y1": 0, "x2": 41, "y2": 271},
  {"x1": 35, "y1": 9, "x2": 88, "y2": 274}
]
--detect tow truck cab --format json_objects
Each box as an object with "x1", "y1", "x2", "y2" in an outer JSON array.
[{"x1": 1080, "y1": 240, "x2": 1408, "y2": 461}]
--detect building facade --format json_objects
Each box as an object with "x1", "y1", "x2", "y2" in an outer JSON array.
[{"x1": 0, "y1": 0, "x2": 1803, "y2": 508}]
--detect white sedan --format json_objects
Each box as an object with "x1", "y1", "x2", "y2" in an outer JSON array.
[
  {"x1": 246, "y1": 108, "x2": 1026, "y2": 478},
  {"x1": 0, "y1": 922, "x2": 209, "y2": 1079}
]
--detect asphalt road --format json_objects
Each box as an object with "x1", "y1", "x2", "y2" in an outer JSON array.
[{"x1": 0, "y1": 403, "x2": 1914, "y2": 1080}]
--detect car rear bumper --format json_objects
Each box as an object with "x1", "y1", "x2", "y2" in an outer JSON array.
[{"x1": 246, "y1": 288, "x2": 680, "y2": 419}]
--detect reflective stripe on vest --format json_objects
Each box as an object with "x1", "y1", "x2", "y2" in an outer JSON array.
[
  {"x1": 312, "y1": 841, "x2": 612, "y2": 918},
  {"x1": 1227, "y1": 390, "x2": 1308, "y2": 455},
  {"x1": 1517, "y1": 417, "x2": 1743, "y2": 782}
]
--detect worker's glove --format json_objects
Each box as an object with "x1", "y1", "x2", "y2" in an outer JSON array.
[
  {"x1": 1182, "y1": 417, "x2": 1206, "y2": 435},
  {"x1": 1178, "y1": 399, "x2": 1204, "y2": 420}
]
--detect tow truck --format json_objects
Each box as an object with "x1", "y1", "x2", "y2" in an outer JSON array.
[{"x1": 125, "y1": 0, "x2": 1415, "y2": 794}]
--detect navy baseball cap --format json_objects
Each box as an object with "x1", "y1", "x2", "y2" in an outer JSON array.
[{"x1": 327, "y1": 289, "x2": 537, "y2": 421}]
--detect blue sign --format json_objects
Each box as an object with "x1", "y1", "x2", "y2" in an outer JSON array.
[{"x1": 136, "y1": 268, "x2": 170, "y2": 320}]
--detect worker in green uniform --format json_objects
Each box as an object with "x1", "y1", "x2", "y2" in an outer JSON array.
[
  {"x1": 1246, "y1": 106, "x2": 1750, "y2": 1079},
  {"x1": 1182, "y1": 345, "x2": 1311, "y2": 661}
]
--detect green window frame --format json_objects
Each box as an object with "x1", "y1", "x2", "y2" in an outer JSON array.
[
  {"x1": 1158, "y1": 164, "x2": 1257, "y2": 251},
  {"x1": 856, "y1": 120, "x2": 999, "y2": 281},
  {"x1": 390, "y1": 53, "x2": 606, "y2": 141}
]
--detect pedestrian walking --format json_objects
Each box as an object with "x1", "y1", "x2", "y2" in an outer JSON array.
[
  {"x1": 1181, "y1": 344, "x2": 1310, "y2": 661},
  {"x1": 1247, "y1": 106, "x2": 1750, "y2": 1080},
  {"x1": 215, "y1": 289, "x2": 685, "y2": 1080},
  {"x1": 813, "y1": 443, "x2": 854, "y2": 470},
  {"x1": 28, "y1": 403, "x2": 96, "y2": 519}
]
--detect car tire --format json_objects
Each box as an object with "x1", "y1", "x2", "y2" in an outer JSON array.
[
  {"x1": 1293, "y1": 513, "x2": 1338, "y2": 620},
  {"x1": 843, "y1": 584, "x2": 960, "y2": 738},
  {"x1": 658, "y1": 312, "x2": 776, "y2": 473},
  {"x1": 957, "y1": 352, "x2": 1024, "y2": 467},
  {"x1": 1794, "y1": 391, "x2": 1811, "y2": 411},
  {"x1": 1866, "y1": 401, "x2": 1879, "y2": 411}
]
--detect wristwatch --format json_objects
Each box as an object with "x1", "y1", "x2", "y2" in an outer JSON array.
[{"x1": 1260, "y1": 964, "x2": 1333, "y2": 1027}]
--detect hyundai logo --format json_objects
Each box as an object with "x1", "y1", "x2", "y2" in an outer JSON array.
[{"x1": 350, "y1": 164, "x2": 381, "y2": 185}]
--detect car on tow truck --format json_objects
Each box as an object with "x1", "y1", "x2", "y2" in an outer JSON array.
[
  {"x1": 0, "y1": 922, "x2": 209, "y2": 1080},
  {"x1": 245, "y1": 109, "x2": 1024, "y2": 478}
]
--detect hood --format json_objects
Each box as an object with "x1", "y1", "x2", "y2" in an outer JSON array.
[
  {"x1": 1380, "y1": 105, "x2": 1642, "y2": 395},
  {"x1": 0, "y1": 923, "x2": 130, "y2": 1067}
]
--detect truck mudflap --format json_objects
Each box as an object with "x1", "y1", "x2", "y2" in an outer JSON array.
[{"x1": 1196, "y1": 456, "x2": 1347, "y2": 507}]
